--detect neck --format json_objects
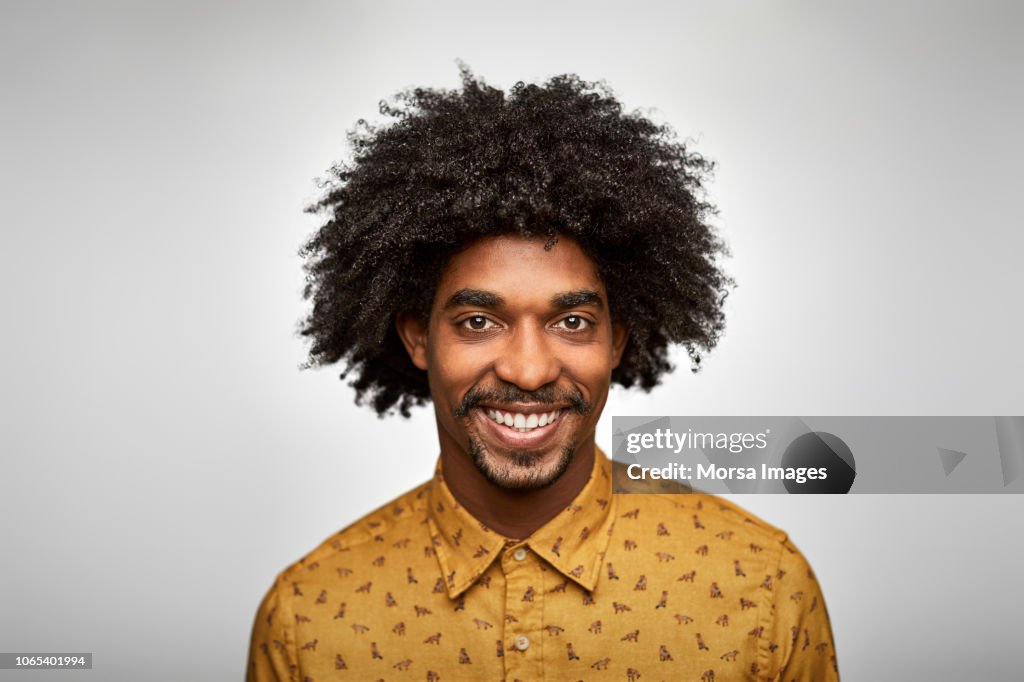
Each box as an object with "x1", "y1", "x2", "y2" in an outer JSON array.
[{"x1": 439, "y1": 434, "x2": 597, "y2": 541}]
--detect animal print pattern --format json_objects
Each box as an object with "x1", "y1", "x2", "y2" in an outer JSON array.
[{"x1": 247, "y1": 449, "x2": 839, "y2": 681}]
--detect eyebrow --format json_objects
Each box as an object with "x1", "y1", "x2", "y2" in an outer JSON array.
[
  {"x1": 444, "y1": 289, "x2": 505, "y2": 310},
  {"x1": 443, "y1": 288, "x2": 603, "y2": 311},
  {"x1": 551, "y1": 289, "x2": 603, "y2": 309}
]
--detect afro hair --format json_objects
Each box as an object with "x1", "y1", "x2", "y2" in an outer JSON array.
[{"x1": 300, "y1": 66, "x2": 732, "y2": 416}]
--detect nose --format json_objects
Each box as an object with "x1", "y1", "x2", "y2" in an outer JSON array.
[{"x1": 492, "y1": 323, "x2": 562, "y2": 392}]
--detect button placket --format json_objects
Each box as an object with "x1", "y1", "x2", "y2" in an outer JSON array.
[{"x1": 501, "y1": 544, "x2": 543, "y2": 681}]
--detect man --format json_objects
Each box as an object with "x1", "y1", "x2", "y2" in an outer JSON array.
[{"x1": 247, "y1": 69, "x2": 839, "y2": 681}]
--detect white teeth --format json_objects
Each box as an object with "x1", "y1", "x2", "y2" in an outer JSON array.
[{"x1": 484, "y1": 408, "x2": 562, "y2": 432}]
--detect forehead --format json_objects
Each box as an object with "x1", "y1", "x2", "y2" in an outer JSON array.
[{"x1": 435, "y1": 234, "x2": 605, "y2": 301}]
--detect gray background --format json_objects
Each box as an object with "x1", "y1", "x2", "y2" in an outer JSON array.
[{"x1": 1, "y1": 1, "x2": 1022, "y2": 680}]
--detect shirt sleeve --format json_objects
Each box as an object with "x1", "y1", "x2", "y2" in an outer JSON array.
[
  {"x1": 246, "y1": 575, "x2": 298, "y2": 682},
  {"x1": 766, "y1": 536, "x2": 840, "y2": 681}
]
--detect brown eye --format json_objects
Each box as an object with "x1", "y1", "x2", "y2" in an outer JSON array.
[
  {"x1": 463, "y1": 316, "x2": 493, "y2": 331},
  {"x1": 557, "y1": 315, "x2": 589, "y2": 332}
]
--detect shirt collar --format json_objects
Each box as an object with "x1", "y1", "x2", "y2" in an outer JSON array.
[{"x1": 426, "y1": 447, "x2": 617, "y2": 599}]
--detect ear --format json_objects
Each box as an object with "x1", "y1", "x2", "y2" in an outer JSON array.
[
  {"x1": 395, "y1": 311, "x2": 429, "y2": 371},
  {"x1": 610, "y1": 322, "x2": 629, "y2": 370}
]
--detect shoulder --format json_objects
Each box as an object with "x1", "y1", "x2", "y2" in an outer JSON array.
[
  {"x1": 611, "y1": 459, "x2": 790, "y2": 549},
  {"x1": 276, "y1": 478, "x2": 434, "y2": 584}
]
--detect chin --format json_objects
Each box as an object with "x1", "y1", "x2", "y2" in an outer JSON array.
[{"x1": 468, "y1": 438, "x2": 577, "y2": 490}]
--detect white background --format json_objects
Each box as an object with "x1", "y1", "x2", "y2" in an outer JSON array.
[{"x1": 2, "y1": 1, "x2": 1022, "y2": 680}]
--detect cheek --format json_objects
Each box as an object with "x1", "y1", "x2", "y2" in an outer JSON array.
[
  {"x1": 428, "y1": 338, "x2": 493, "y2": 398},
  {"x1": 561, "y1": 345, "x2": 618, "y2": 389}
]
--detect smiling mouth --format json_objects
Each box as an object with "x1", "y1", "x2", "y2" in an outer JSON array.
[{"x1": 483, "y1": 407, "x2": 563, "y2": 433}]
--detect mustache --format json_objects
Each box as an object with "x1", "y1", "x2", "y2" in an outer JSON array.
[{"x1": 455, "y1": 383, "x2": 592, "y2": 418}]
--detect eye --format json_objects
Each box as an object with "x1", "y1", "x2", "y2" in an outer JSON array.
[
  {"x1": 462, "y1": 315, "x2": 497, "y2": 332},
  {"x1": 555, "y1": 315, "x2": 591, "y2": 332}
]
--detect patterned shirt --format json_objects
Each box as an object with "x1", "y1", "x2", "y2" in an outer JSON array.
[{"x1": 247, "y1": 448, "x2": 839, "y2": 681}]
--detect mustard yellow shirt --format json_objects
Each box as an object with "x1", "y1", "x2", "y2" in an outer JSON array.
[{"x1": 247, "y1": 449, "x2": 839, "y2": 681}]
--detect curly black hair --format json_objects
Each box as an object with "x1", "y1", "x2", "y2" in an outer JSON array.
[{"x1": 300, "y1": 66, "x2": 732, "y2": 417}]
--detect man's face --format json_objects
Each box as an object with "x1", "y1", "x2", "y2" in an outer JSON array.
[{"x1": 398, "y1": 234, "x2": 628, "y2": 490}]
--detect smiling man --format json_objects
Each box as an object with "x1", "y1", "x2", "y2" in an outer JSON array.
[
  {"x1": 247, "y1": 69, "x2": 839, "y2": 681},
  {"x1": 397, "y1": 234, "x2": 628, "y2": 541}
]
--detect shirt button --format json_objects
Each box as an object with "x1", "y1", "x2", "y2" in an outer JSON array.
[
  {"x1": 514, "y1": 635, "x2": 530, "y2": 651},
  {"x1": 512, "y1": 547, "x2": 528, "y2": 561}
]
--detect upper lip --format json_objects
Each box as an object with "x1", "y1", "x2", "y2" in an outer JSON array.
[{"x1": 477, "y1": 402, "x2": 567, "y2": 415}]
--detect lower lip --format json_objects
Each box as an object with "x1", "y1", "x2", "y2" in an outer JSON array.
[{"x1": 474, "y1": 408, "x2": 568, "y2": 449}]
